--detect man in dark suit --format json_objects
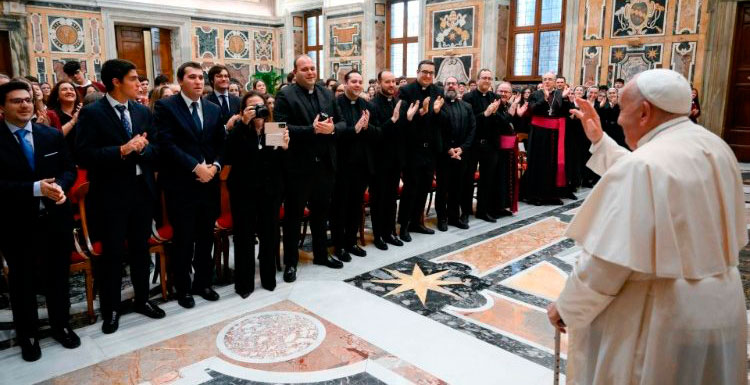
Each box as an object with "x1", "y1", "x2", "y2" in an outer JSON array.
[
  {"x1": 75, "y1": 59, "x2": 165, "y2": 334},
  {"x1": 435, "y1": 76, "x2": 475, "y2": 231},
  {"x1": 205, "y1": 64, "x2": 241, "y2": 130},
  {"x1": 331, "y1": 70, "x2": 380, "y2": 261},
  {"x1": 154, "y1": 62, "x2": 225, "y2": 308},
  {"x1": 369, "y1": 70, "x2": 404, "y2": 251},
  {"x1": 396, "y1": 60, "x2": 444, "y2": 242},
  {"x1": 274, "y1": 55, "x2": 347, "y2": 282},
  {"x1": 0, "y1": 81, "x2": 79, "y2": 361}
]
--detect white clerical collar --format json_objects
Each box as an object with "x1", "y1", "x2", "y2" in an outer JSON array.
[{"x1": 636, "y1": 116, "x2": 691, "y2": 148}]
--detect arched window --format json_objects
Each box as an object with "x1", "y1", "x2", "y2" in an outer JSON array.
[{"x1": 386, "y1": 0, "x2": 419, "y2": 79}]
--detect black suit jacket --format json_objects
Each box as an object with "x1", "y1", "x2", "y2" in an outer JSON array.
[
  {"x1": 0, "y1": 121, "x2": 75, "y2": 240},
  {"x1": 397, "y1": 82, "x2": 444, "y2": 166},
  {"x1": 75, "y1": 97, "x2": 158, "y2": 200},
  {"x1": 273, "y1": 83, "x2": 345, "y2": 174},
  {"x1": 154, "y1": 94, "x2": 225, "y2": 193},
  {"x1": 335, "y1": 95, "x2": 381, "y2": 175},
  {"x1": 437, "y1": 98, "x2": 476, "y2": 154},
  {"x1": 206, "y1": 92, "x2": 241, "y2": 125},
  {"x1": 463, "y1": 90, "x2": 513, "y2": 150},
  {"x1": 371, "y1": 93, "x2": 404, "y2": 169}
]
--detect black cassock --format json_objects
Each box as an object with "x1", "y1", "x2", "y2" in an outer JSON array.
[
  {"x1": 521, "y1": 89, "x2": 568, "y2": 203},
  {"x1": 435, "y1": 97, "x2": 475, "y2": 223}
]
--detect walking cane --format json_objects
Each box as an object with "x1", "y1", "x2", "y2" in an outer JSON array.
[{"x1": 553, "y1": 327, "x2": 561, "y2": 385}]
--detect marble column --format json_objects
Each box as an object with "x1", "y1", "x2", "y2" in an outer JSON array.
[
  {"x1": 362, "y1": 0, "x2": 377, "y2": 81},
  {"x1": 701, "y1": 0, "x2": 737, "y2": 136},
  {"x1": 481, "y1": 0, "x2": 501, "y2": 75},
  {"x1": 561, "y1": 0, "x2": 579, "y2": 82}
]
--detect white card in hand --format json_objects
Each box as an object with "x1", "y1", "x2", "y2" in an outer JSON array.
[
  {"x1": 264, "y1": 122, "x2": 286, "y2": 147},
  {"x1": 518, "y1": 142, "x2": 525, "y2": 152}
]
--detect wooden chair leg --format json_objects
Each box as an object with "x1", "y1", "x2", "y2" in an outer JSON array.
[
  {"x1": 276, "y1": 227, "x2": 283, "y2": 272},
  {"x1": 84, "y1": 264, "x2": 96, "y2": 324},
  {"x1": 426, "y1": 191, "x2": 434, "y2": 217},
  {"x1": 158, "y1": 249, "x2": 168, "y2": 300},
  {"x1": 222, "y1": 232, "x2": 231, "y2": 282},
  {"x1": 213, "y1": 233, "x2": 223, "y2": 282},
  {"x1": 299, "y1": 219, "x2": 309, "y2": 247}
]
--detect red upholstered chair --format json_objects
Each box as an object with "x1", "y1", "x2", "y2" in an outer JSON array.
[
  {"x1": 517, "y1": 133, "x2": 529, "y2": 176},
  {"x1": 425, "y1": 174, "x2": 437, "y2": 217},
  {"x1": 69, "y1": 181, "x2": 97, "y2": 324},
  {"x1": 213, "y1": 167, "x2": 233, "y2": 283},
  {"x1": 359, "y1": 189, "x2": 370, "y2": 246},
  {"x1": 148, "y1": 191, "x2": 172, "y2": 300},
  {"x1": 71, "y1": 229, "x2": 96, "y2": 323}
]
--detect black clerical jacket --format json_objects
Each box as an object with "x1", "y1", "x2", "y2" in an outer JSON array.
[
  {"x1": 371, "y1": 93, "x2": 404, "y2": 169},
  {"x1": 437, "y1": 98, "x2": 475, "y2": 154},
  {"x1": 335, "y1": 94, "x2": 381, "y2": 175},
  {"x1": 397, "y1": 82, "x2": 443, "y2": 166}
]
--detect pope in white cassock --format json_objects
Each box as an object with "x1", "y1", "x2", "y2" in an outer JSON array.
[{"x1": 547, "y1": 68, "x2": 748, "y2": 385}]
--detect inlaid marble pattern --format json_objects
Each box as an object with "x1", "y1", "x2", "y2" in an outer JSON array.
[{"x1": 348, "y1": 202, "x2": 583, "y2": 373}]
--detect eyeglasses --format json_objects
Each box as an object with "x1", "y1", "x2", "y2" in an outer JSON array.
[
  {"x1": 8, "y1": 98, "x2": 33, "y2": 105},
  {"x1": 419, "y1": 70, "x2": 435, "y2": 76}
]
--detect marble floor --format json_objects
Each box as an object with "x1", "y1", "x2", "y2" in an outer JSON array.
[{"x1": 0, "y1": 166, "x2": 748, "y2": 384}]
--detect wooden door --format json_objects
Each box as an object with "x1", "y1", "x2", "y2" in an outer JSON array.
[
  {"x1": 157, "y1": 29, "x2": 173, "y2": 82},
  {"x1": 115, "y1": 26, "x2": 147, "y2": 77},
  {"x1": 724, "y1": 3, "x2": 750, "y2": 161},
  {"x1": 0, "y1": 31, "x2": 12, "y2": 76}
]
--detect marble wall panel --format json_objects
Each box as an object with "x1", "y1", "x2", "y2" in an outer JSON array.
[
  {"x1": 611, "y1": 0, "x2": 667, "y2": 37},
  {"x1": 195, "y1": 26, "x2": 219, "y2": 59},
  {"x1": 496, "y1": 5, "x2": 509, "y2": 80},
  {"x1": 433, "y1": 54, "x2": 472, "y2": 84},
  {"x1": 670, "y1": 41, "x2": 696, "y2": 83},
  {"x1": 432, "y1": 6, "x2": 475, "y2": 50},
  {"x1": 608, "y1": 43, "x2": 663, "y2": 83},
  {"x1": 583, "y1": 0, "x2": 606, "y2": 40},
  {"x1": 425, "y1": 1, "x2": 483, "y2": 80},
  {"x1": 580, "y1": 46, "x2": 602, "y2": 85},
  {"x1": 674, "y1": 0, "x2": 702, "y2": 34}
]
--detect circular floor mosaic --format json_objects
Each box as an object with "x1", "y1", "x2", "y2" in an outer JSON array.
[{"x1": 216, "y1": 311, "x2": 327, "y2": 363}]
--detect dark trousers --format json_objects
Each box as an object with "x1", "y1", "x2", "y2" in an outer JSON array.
[
  {"x1": 468, "y1": 144, "x2": 500, "y2": 216},
  {"x1": 165, "y1": 184, "x2": 219, "y2": 294},
  {"x1": 370, "y1": 162, "x2": 400, "y2": 239},
  {"x1": 399, "y1": 157, "x2": 434, "y2": 227},
  {"x1": 230, "y1": 186, "x2": 280, "y2": 292},
  {"x1": 331, "y1": 166, "x2": 368, "y2": 250},
  {"x1": 283, "y1": 162, "x2": 335, "y2": 265},
  {"x1": 93, "y1": 178, "x2": 153, "y2": 314},
  {"x1": 2, "y1": 214, "x2": 72, "y2": 340},
  {"x1": 436, "y1": 155, "x2": 469, "y2": 222}
]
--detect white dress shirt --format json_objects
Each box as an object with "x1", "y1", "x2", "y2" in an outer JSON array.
[{"x1": 106, "y1": 93, "x2": 142, "y2": 175}]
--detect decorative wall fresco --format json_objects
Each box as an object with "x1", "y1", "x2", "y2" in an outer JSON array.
[
  {"x1": 331, "y1": 60, "x2": 361, "y2": 83},
  {"x1": 580, "y1": 46, "x2": 602, "y2": 85},
  {"x1": 48, "y1": 16, "x2": 86, "y2": 53},
  {"x1": 330, "y1": 22, "x2": 361, "y2": 58},
  {"x1": 89, "y1": 18, "x2": 100, "y2": 54},
  {"x1": 673, "y1": 0, "x2": 701, "y2": 34},
  {"x1": 608, "y1": 44, "x2": 662, "y2": 83},
  {"x1": 670, "y1": 41, "x2": 696, "y2": 83},
  {"x1": 195, "y1": 26, "x2": 219, "y2": 59},
  {"x1": 224, "y1": 30, "x2": 250, "y2": 60},
  {"x1": 583, "y1": 0, "x2": 606, "y2": 40},
  {"x1": 611, "y1": 0, "x2": 667, "y2": 37},
  {"x1": 36, "y1": 57, "x2": 47, "y2": 84},
  {"x1": 432, "y1": 7, "x2": 474, "y2": 49},
  {"x1": 433, "y1": 54, "x2": 472, "y2": 83},
  {"x1": 254, "y1": 30, "x2": 273, "y2": 61},
  {"x1": 226, "y1": 62, "x2": 252, "y2": 90},
  {"x1": 31, "y1": 13, "x2": 44, "y2": 53}
]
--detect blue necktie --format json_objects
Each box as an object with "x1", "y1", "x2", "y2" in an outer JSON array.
[
  {"x1": 114, "y1": 104, "x2": 132, "y2": 138},
  {"x1": 191, "y1": 101, "x2": 202, "y2": 132},
  {"x1": 220, "y1": 94, "x2": 230, "y2": 116},
  {"x1": 14, "y1": 129, "x2": 34, "y2": 171}
]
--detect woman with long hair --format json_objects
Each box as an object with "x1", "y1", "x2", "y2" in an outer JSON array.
[
  {"x1": 252, "y1": 79, "x2": 267, "y2": 95},
  {"x1": 148, "y1": 84, "x2": 174, "y2": 112},
  {"x1": 225, "y1": 91, "x2": 289, "y2": 297},
  {"x1": 509, "y1": 86, "x2": 533, "y2": 134},
  {"x1": 46, "y1": 80, "x2": 82, "y2": 156}
]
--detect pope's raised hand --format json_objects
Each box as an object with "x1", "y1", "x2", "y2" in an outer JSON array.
[{"x1": 570, "y1": 97, "x2": 603, "y2": 145}]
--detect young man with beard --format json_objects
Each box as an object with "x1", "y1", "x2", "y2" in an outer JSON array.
[
  {"x1": 369, "y1": 70, "x2": 404, "y2": 250},
  {"x1": 396, "y1": 60, "x2": 444, "y2": 241},
  {"x1": 206, "y1": 64, "x2": 242, "y2": 130},
  {"x1": 331, "y1": 70, "x2": 380, "y2": 261},
  {"x1": 434, "y1": 77, "x2": 475, "y2": 231}
]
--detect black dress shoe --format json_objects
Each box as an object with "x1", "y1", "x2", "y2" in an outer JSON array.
[
  {"x1": 261, "y1": 281, "x2": 276, "y2": 291},
  {"x1": 283, "y1": 265, "x2": 297, "y2": 282},
  {"x1": 409, "y1": 224, "x2": 435, "y2": 234},
  {"x1": 459, "y1": 213, "x2": 469, "y2": 224},
  {"x1": 495, "y1": 209, "x2": 514, "y2": 217},
  {"x1": 399, "y1": 228, "x2": 412, "y2": 242},
  {"x1": 437, "y1": 219, "x2": 448, "y2": 232},
  {"x1": 448, "y1": 219, "x2": 469, "y2": 230},
  {"x1": 384, "y1": 234, "x2": 403, "y2": 246},
  {"x1": 373, "y1": 237, "x2": 388, "y2": 250},
  {"x1": 335, "y1": 248, "x2": 352, "y2": 262},
  {"x1": 101, "y1": 311, "x2": 120, "y2": 334},
  {"x1": 476, "y1": 213, "x2": 497, "y2": 223},
  {"x1": 563, "y1": 192, "x2": 578, "y2": 200},
  {"x1": 313, "y1": 255, "x2": 344, "y2": 269},
  {"x1": 191, "y1": 287, "x2": 220, "y2": 301},
  {"x1": 177, "y1": 293, "x2": 195, "y2": 309},
  {"x1": 134, "y1": 300, "x2": 166, "y2": 319},
  {"x1": 347, "y1": 245, "x2": 367, "y2": 257},
  {"x1": 19, "y1": 338, "x2": 41, "y2": 362},
  {"x1": 51, "y1": 326, "x2": 80, "y2": 349},
  {"x1": 236, "y1": 289, "x2": 253, "y2": 299}
]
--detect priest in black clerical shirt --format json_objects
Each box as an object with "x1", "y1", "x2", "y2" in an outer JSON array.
[
  {"x1": 434, "y1": 76, "x2": 475, "y2": 231},
  {"x1": 396, "y1": 60, "x2": 444, "y2": 242},
  {"x1": 274, "y1": 55, "x2": 347, "y2": 282},
  {"x1": 521, "y1": 71, "x2": 572, "y2": 205},
  {"x1": 369, "y1": 70, "x2": 404, "y2": 250},
  {"x1": 331, "y1": 70, "x2": 380, "y2": 262}
]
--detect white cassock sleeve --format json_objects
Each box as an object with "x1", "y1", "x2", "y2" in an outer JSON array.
[
  {"x1": 555, "y1": 251, "x2": 632, "y2": 329},
  {"x1": 586, "y1": 133, "x2": 630, "y2": 176}
]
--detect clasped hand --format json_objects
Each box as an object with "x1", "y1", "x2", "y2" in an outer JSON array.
[
  {"x1": 121, "y1": 133, "x2": 149, "y2": 156},
  {"x1": 355, "y1": 110, "x2": 370, "y2": 133},
  {"x1": 313, "y1": 114, "x2": 335, "y2": 135},
  {"x1": 40, "y1": 178, "x2": 66, "y2": 205},
  {"x1": 194, "y1": 162, "x2": 217, "y2": 183}
]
